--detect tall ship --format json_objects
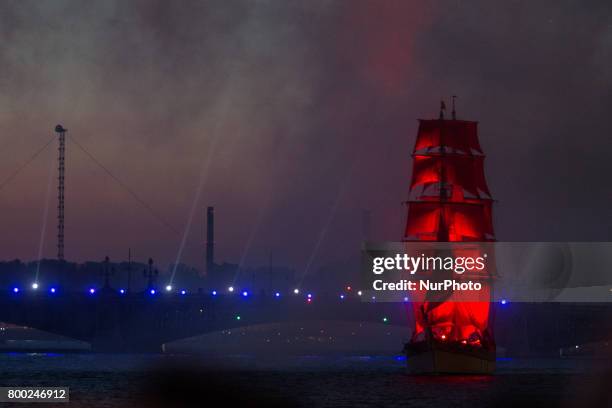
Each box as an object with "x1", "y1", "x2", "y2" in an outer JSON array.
[{"x1": 402, "y1": 100, "x2": 496, "y2": 374}]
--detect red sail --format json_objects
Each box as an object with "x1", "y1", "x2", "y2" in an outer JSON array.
[
  {"x1": 406, "y1": 116, "x2": 495, "y2": 350},
  {"x1": 404, "y1": 202, "x2": 494, "y2": 241},
  {"x1": 414, "y1": 120, "x2": 482, "y2": 153},
  {"x1": 410, "y1": 155, "x2": 491, "y2": 197}
]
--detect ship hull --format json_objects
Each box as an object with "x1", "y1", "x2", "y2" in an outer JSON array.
[{"x1": 405, "y1": 341, "x2": 495, "y2": 374}]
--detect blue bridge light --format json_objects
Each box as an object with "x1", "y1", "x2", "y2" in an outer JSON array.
[
  {"x1": 274, "y1": 292, "x2": 280, "y2": 298},
  {"x1": 149, "y1": 289, "x2": 156, "y2": 295},
  {"x1": 242, "y1": 290, "x2": 249, "y2": 297},
  {"x1": 50, "y1": 288, "x2": 56, "y2": 294},
  {"x1": 180, "y1": 290, "x2": 186, "y2": 295},
  {"x1": 12, "y1": 287, "x2": 19, "y2": 293},
  {"x1": 500, "y1": 299, "x2": 508, "y2": 305},
  {"x1": 340, "y1": 294, "x2": 345, "y2": 299},
  {"x1": 89, "y1": 288, "x2": 96, "y2": 294},
  {"x1": 212, "y1": 290, "x2": 217, "y2": 296},
  {"x1": 119, "y1": 289, "x2": 125, "y2": 294}
]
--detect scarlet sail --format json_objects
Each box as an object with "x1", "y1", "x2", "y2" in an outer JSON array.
[{"x1": 404, "y1": 112, "x2": 496, "y2": 371}]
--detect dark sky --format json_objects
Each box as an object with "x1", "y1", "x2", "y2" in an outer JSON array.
[{"x1": 0, "y1": 0, "x2": 611, "y2": 273}]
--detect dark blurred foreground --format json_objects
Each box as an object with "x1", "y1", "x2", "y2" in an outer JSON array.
[{"x1": 137, "y1": 361, "x2": 611, "y2": 408}]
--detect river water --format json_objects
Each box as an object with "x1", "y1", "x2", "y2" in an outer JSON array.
[{"x1": 0, "y1": 353, "x2": 609, "y2": 407}]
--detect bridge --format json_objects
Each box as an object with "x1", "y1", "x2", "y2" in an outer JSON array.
[{"x1": 0, "y1": 289, "x2": 411, "y2": 352}]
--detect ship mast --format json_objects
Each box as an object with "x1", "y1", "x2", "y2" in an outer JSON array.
[{"x1": 437, "y1": 100, "x2": 449, "y2": 241}]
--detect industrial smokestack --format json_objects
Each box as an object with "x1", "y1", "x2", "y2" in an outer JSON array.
[{"x1": 206, "y1": 206, "x2": 215, "y2": 275}]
